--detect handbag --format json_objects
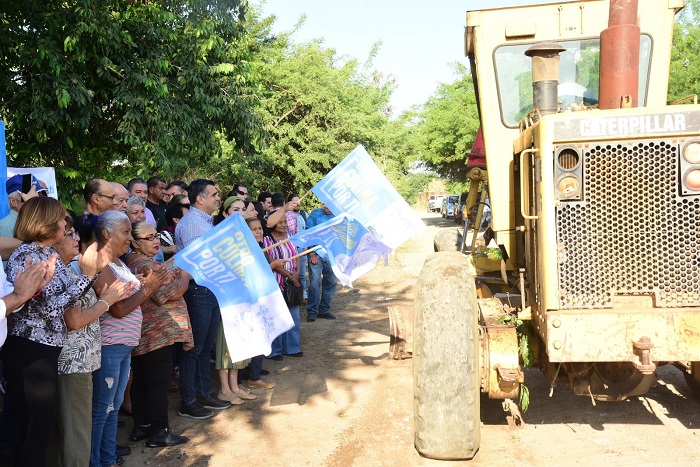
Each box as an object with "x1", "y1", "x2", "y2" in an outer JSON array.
[{"x1": 283, "y1": 278, "x2": 304, "y2": 306}]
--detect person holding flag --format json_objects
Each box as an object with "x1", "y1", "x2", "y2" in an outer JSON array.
[
  {"x1": 305, "y1": 204, "x2": 338, "y2": 322},
  {"x1": 174, "y1": 179, "x2": 231, "y2": 420},
  {"x1": 263, "y1": 218, "x2": 303, "y2": 358}
]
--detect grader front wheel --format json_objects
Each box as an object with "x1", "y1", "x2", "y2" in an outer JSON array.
[{"x1": 413, "y1": 251, "x2": 480, "y2": 460}]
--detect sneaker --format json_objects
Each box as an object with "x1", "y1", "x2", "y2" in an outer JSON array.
[
  {"x1": 178, "y1": 401, "x2": 214, "y2": 420},
  {"x1": 306, "y1": 313, "x2": 317, "y2": 322},
  {"x1": 197, "y1": 393, "x2": 232, "y2": 410},
  {"x1": 317, "y1": 312, "x2": 336, "y2": 320}
]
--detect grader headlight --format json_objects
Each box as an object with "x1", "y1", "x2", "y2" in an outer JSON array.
[
  {"x1": 557, "y1": 175, "x2": 581, "y2": 197},
  {"x1": 554, "y1": 146, "x2": 583, "y2": 200},
  {"x1": 680, "y1": 141, "x2": 700, "y2": 195}
]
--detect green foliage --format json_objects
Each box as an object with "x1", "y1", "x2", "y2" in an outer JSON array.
[
  {"x1": 669, "y1": 0, "x2": 700, "y2": 103},
  {"x1": 1, "y1": 0, "x2": 264, "y2": 203},
  {"x1": 519, "y1": 383, "x2": 530, "y2": 413},
  {"x1": 411, "y1": 63, "x2": 480, "y2": 180}
]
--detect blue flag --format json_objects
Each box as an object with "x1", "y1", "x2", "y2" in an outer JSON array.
[
  {"x1": 290, "y1": 214, "x2": 393, "y2": 287},
  {"x1": 311, "y1": 145, "x2": 425, "y2": 249},
  {"x1": 174, "y1": 213, "x2": 293, "y2": 362}
]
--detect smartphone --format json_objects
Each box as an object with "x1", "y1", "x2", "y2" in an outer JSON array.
[{"x1": 21, "y1": 174, "x2": 33, "y2": 194}]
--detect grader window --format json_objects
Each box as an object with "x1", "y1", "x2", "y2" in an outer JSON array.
[{"x1": 494, "y1": 36, "x2": 652, "y2": 127}]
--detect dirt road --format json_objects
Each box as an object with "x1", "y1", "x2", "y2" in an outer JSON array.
[{"x1": 124, "y1": 212, "x2": 700, "y2": 466}]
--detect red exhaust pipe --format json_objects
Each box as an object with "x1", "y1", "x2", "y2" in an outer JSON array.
[{"x1": 598, "y1": 0, "x2": 640, "y2": 109}]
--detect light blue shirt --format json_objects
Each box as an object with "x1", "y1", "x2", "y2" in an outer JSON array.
[
  {"x1": 0, "y1": 210, "x2": 18, "y2": 238},
  {"x1": 175, "y1": 206, "x2": 213, "y2": 252}
]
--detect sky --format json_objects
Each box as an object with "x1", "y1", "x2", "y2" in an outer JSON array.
[{"x1": 255, "y1": 0, "x2": 560, "y2": 116}]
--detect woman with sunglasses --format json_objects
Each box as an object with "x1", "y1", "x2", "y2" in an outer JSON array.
[
  {"x1": 124, "y1": 221, "x2": 192, "y2": 447},
  {"x1": 52, "y1": 215, "x2": 133, "y2": 466},
  {"x1": 2, "y1": 197, "x2": 111, "y2": 465}
]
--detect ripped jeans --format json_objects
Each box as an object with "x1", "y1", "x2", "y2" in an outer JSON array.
[{"x1": 90, "y1": 344, "x2": 133, "y2": 467}]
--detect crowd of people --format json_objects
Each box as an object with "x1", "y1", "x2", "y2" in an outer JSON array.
[{"x1": 0, "y1": 174, "x2": 341, "y2": 466}]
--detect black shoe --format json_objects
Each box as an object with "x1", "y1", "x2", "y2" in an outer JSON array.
[
  {"x1": 146, "y1": 428, "x2": 189, "y2": 448},
  {"x1": 129, "y1": 424, "x2": 150, "y2": 442},
  {"x1": 116, "y1": 444, "x2": 131, "y2": 456},
  {"x1": 116, "y1": 455, "x2": 124, "y2": 466},
  {"x1": 197, "y1": 393, "x2": 231, "y2": 410},
  {"x1": 317, "y1": 312, "x2": 336, "y2": 320},
  {"x1": 260, "y1": 369, "x2": 270, "y2": 376},
  {"x1": 178, "y1": 401, "x2": 214, "y2": 420},
  {"x1": 306, "y1": 313, "x2": 317, "y2": 322},
  {"x1": 265, "y1": 355, "x2": 283, "y2": 361},
  {"x1": 285, "y1": 352, "x2": 304, "y2": 357}
]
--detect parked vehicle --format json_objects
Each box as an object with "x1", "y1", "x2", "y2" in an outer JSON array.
[
  {"x1": 427, "y1": 195, "x2": 436, "y2": 212},
  {"x1": 441, "y1": 194, "x2": 459, "y2": 218},
  {"x1": 430, "y1": 195, "x2": 444, "y2": 213}
]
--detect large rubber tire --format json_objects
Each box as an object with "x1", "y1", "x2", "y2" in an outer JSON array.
[
  {"x1": 433, "y1": 229, "x2": 461, "y2": 252},
  {"x1": 413, "y1": 252, "x2": 481, "y2": 460}
]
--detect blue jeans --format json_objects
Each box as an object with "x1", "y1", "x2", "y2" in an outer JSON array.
[
  {"x1": 270, "y1": 305, "x2": 300, "y2": 356},
  {"x1": 180, "y1": 283, "x2": 220, "y2": 405},
  {"x1": 299, "y1": 255, "x2": 308, "y2": 299},
  {"x1": 91, "y1": 344, "x2": 133, "y2": 467},
  {"x1": 307, "y1": 256, "x2": 338, "y2": 317}
]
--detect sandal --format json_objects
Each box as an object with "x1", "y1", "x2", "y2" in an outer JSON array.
[
  {"x1": 218, "y1": 391, "x2": 245, "y2": 405},
  {"x1": 233, "y1": 390, "x2": 257, "y2": 401}
]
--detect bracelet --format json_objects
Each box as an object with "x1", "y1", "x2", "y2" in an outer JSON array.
[{"x1": 97, "y1": 299, "x2": 110, "y2": 313}]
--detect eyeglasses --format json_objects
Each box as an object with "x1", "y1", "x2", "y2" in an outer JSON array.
[
  {"x1": 64, "y1": 230, "x2": 78, "y2": 239},
  {"x1": 237, "y1": 190, "x2": 248, "y2": 196},
  {"x1": 97, "y1": 193, "x2": 116, "y2": 201},
  {"x1": 136, "y1": 233, "x2": 160, "y2": 242}
]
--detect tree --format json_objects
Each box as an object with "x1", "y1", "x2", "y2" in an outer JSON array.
[
  {"x1": 248, "y1": 15, "x2": 399, "y2": 196},
  {"x1": 0, "y1": 0, "x2": 264, "y2": 206},
  {"x1": 669, "y1": 0, "x2": 700, "y2": 103},
  {"x1": 411, "y1": 63, "x2": 480, "y2": 180}
]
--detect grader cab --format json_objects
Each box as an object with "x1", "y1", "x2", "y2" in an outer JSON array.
[{"x1": 414, "y1": 0, "x2": 700, "y2": 460}]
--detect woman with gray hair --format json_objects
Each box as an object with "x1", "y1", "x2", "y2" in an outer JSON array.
[
  {"x1": 126, "y1": 196, "x2": 147, "y2": 224},
  {"x1": 89, "y1": 210, "x2": 171, "y2": 467}
]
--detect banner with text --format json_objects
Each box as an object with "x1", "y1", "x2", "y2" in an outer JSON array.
[
  {"x1": 174, "y1": 213, "x2": 293, "y2": 362},
  {"x1": 7, "y1": 166, "x2": 58, "y2": 199},
  {"x1": 290, "y1": 213, "x2": 393, "y2": 287},
  {"x1": 311, "y1": 145, "x2": 425, "y2": 249}
]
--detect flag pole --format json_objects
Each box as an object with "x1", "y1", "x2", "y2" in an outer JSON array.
[
  {"x1": 298, "y1": 189, "x2": 313, "y2": 204},
  {"x1": 286, "y1": 245, "x2": 322, "y2": 261},
  {"x1": 261, "y1": 237, "x2": 290, "y2": 252}
]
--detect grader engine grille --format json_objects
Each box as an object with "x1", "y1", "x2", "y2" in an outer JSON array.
[{"x1": 556, "y1": 139, "x2": 700, "y2": 308}]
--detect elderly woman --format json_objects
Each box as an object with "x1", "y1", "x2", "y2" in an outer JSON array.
[
  {"x1": 89, "y1": 211, "x2": 170, "y2": 467},
  {"x1": 2, "y1": 197, "x2": 110, "y2": 465},
  {"x1": 126, "y1": 196, "x2": 147, "y2": 223},
  {"x1": 53, "y1": 215, "x2": 132, "y2": 466},
  {"x1": 263, "y1": 217, "x2": 302, "y2": 359},
  {"x1": 125, "y1": 221, "x2": 192, "y2": 447}
]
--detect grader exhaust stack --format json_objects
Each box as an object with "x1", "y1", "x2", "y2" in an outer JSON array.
[{"x1": 599, "y1": 0, "x2": 641, "y2": 109}]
